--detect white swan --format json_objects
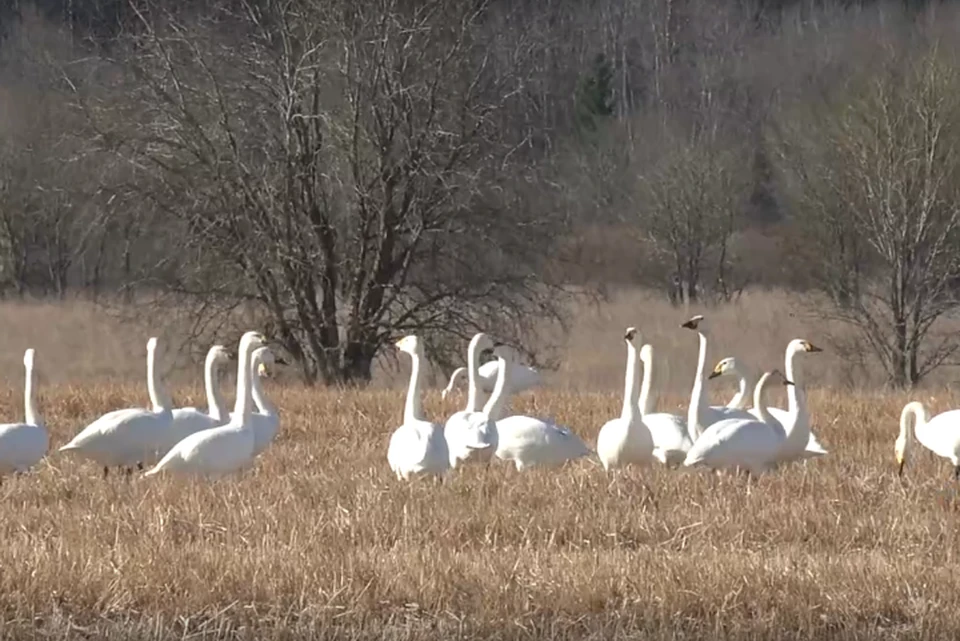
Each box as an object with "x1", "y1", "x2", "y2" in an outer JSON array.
[
  {"x1": 444, "y1": 333, "x2": 498, "y2": 469},
  {"x1": 709, "y1": 341, "x2": 828, "y2": 460},
  {"x1": 680, "y1": 315, "x2": 755, "y2": 442},
  {"x1": 0, "y1": 348, "x2": 49, "y2": 477},
  {"x1": 59, "y1": 336, "x2": 175, "y2": 476},
  {"x1": 234, "y1": 346, "x2": 281, "y2": 457},
  {"x1": 493, "y1": 345, "x2": 591, "y2": 471},
  {"x1": 683, "y1": 369, "x2": 797, "y2": 475},
  {"x1": 387, "y1": 335, "x2": 450, "y2": 481},
  {"x1": 144, "y1": 331, "x2": 266, "y2": 478},
  {"x1": 165, "y1": 344, "x2": 231, "y2": 453},
  {"x1": 895, "y1": 401, "x2": 960, "y2": 479},
  {"x1": 440, "y1": 359, "x2": 542, "y2": 403},
  {"x1": 596, "y1": 328, "x2": 654, "y2": 470},
  {"x1": 637, "y1": 343, "x2": 693, "y2": 467}
]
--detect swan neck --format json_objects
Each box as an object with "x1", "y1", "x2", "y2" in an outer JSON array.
[
  {"x1": 727, "y1": 367, "x2": 751, "y2": 410},
  {"x1": 639, "y1": 348, "x2": 655, "y2": 416},
  {"x1": 205, "y1": 352, "x2": 227, "y2": 421},
  {"x1": 900, "y1": 402, "x2": 927, "y2": 444},
  {"x1": 24, "y1": 357, "x2": 39, "y2": 426},
  {"x1": 147, "y1": 342, "x2": 171, "y2": 412},
  {"x1": 687, "y1": 331, "x2": 708, "y2": 441},
  {"x1": 233, "y1": 339, "x2": 256, "y2": 420},
  {"x1": 482, "y1": 356, "x2": 510, "y2": 418},
  {"x1": 443, "y1": 367, "x2": 466, "y2": 398},
  {"x1": 251, "y1": 354, "x2": 277, "y2": 417},
  {"x1": 403, "y1": 350, "x2": 425, "y2": 423},
  {"x1": 785, "y1": 347, "x2": 800, "y2": 412},
  {"x1": 753, "y1": 373, "x2": 775, "y2": 423},
  {"x1": 621, "y1": 341, "x2": 640, "y2": 421},
  {"x1": 465, "y1": 342, "x2": 481, "y2": 413}
]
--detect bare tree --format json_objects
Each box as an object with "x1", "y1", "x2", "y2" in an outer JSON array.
[
  {"x1": 75, "y1": 0, "x2": 573, "y2": 384},
  {"x1": 773, "y1": 46, "x2": 960, "y2": 387}
]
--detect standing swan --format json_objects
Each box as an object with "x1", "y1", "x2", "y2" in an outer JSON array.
[
  {"x1": 895, "y1": 401, "x2": 960, "y2": 479},
  {"x1": 0, "y1": 348, "x2": 49, "y2": 477},
  {"x1": 681, "y1": 315, "x2": 754, "y2": 442},
  {"x1": 493, "y1": 345, "x2": 591, "y2": 471},
  {"x1": 144, "y1": 331, "x2": 267, "y2": 478},
  {"x1": 596, "y1": 328, "x2": 654, "y2": 470},
  {"x1": 387, "y1": 336, "x2": 450, "y2": 481},
  {"x1": 165, "y1": 345, "x2": 232, "y2": 453},
  {"x1": 60, "y1": 336, "x2": 175, "y2": 477},
  {"x1": 683, "y1": 370, "x2": 796, "y2": 475},
  {"x1": 637, "y1": 343, "x2": 693, "y2": 466},
  {"x1": 444, "y1": 333, "x2": 498, "y2": 469},
  {"x1": 709, "y1": 339, "x2": 828, "y2": 460}
]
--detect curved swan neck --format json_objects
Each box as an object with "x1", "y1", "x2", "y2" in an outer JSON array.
[
  {"x1": 621, "y1": 340, "x2": 640, "y2": 421},
  {"x1": 147, "y1": 339, "x2": 171, "y2": 413},
  {"x1": 465, "y1": 338, "x2": 482, "y2": 413},
  {"x1": 251, "y1": 351, "x2": 277, "y2": 417},
  {"x1": 233, "y1": 336, "x2": 258, "y2": 421},
  {"x1": 442, "y1": 368, "x2": 466, "y2": 398},
  {"x1": 687, "y1": 331, "x2": 708, "y2": 441},
  {"x1": 752, "y1": 372, "x2": 776, "y2": 424},
  {"x1": 727, "y1": 365, "x2": 752, "y2": 410},
  {"x1": 899, "y1": 401, "x2": 927, "y2": 445},
  {"x1": 402, "y1": 348, "x2": 425, "y2": 423},
  {"x1": 482, "y1": 355, "x2": 510, "y2": 418},
  {"x1": 638, "y1": 345, "x2": 655, "y2": 416},
  {"x1": 785, "y1": 346, "x2": 801, "y2": 412},
  {"x1": 23, "y1": 351, "x2": 40, "y2": 426},
  {"x1": 204, "y1": 350, "x2": 227, "y2": 421}
]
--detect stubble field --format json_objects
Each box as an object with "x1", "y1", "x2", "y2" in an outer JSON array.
[{"x1": 1, "y1": 290, "x2": 960, "y2": 640}]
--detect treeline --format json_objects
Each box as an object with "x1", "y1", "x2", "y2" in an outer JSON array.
[{"x1": 1, "y1": 0, "x2": 960, "y2": 387}]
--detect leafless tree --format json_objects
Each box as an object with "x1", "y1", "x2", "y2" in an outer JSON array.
[{"x1": 773, "y1": 45, "x2": 960, "y2": 387}]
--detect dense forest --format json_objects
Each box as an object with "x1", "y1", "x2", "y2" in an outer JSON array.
[{"x1": 2, "y1": 0, "x2": 960, "y2": 386}]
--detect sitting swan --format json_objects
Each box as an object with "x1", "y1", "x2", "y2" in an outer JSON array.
[
  {"x1": 164, "y1": 344, "x2": 231, "y2": 454},
  {"x1": 387, "y1": 335, "x2": 450, "y2": 481},
  {"x1": 144, "y1": 331, "x2": 266, "y2": 479},
  {"x1": 895, "y1": 401, "x2": 960, "y2": 479},
  {"x1": 0, "y1": 348, "x2": 49, "y2": 478},
  {"x1": 59, "y1": 336, "x2": 175, "y2": 477},
  {"x1": 683, "y1": 370, "x2": 797, "y2": 476},
  {"x1": 440, "y1": 359, "x2": 542, "y2": 407},
  {"x1": 229, "y1": 346, "x2": 281, "y2": 457},
  {"x1": 493, "y1": 345, "x2": 591, "y2": 471},
  {"x1": 637, "y1": 342, "x2": 693, "y2": 467},
  {"x1": 444, "y1": 332, "x2": 498, "y2": 469},
  {"x1": 596, "y1": 327, "x2": 655, "y2": 470},
  {"x1": 709, "y1": 339, "x2": 828, "y2": 460}
]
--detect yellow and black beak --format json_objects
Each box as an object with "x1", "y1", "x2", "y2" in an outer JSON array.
[
  {"x1": 783, "y1": 379, "x2": 795, "y2": 387},
  {"x1": 805, "y1": 342, "x2": 823, "y2": 353},
  {"x1": 708, "y1": 368, "x2": 722, "y2": 380},
  {"x1": 898, "y1": 458, "x2": 905, "y2": 478}
]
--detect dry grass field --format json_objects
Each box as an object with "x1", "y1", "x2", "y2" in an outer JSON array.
[{"x1": 1, "y1": 291, "x2": 960, "y2": 640}]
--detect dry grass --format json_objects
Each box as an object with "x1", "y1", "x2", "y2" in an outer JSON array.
[{"x1": 1, "y1": 291, "x2": 960, "y2": 640}]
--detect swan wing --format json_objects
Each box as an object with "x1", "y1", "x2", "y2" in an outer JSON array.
[
  {"x1": 685, "y1": 418, "x2": 782, "y2": 471},
  {"x1": 0, "y1": 423, "x2": 48, "y2": 471},
  {"x1": 146, "y1": 424, "x2": 255, "y2": 477}
]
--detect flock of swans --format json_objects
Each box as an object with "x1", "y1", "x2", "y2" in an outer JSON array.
[
  {"x1": 391, "y1": 315, "x2": 960, "y2": 483},
  {"x1": 0, "y1": 316, "x2": 957, "y2": 483}
]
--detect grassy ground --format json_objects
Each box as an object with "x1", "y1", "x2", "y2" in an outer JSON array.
[{"x1": 0, "y1": 291, "x2": 959, "y2": 639}]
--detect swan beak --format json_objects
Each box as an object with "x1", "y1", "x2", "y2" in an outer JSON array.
[
  {"x1": 897, "y1": 458, "x2": 905, "y2": 477},
  {"x1": 257, "y1": 363, "x2": 271, "y2": 378},
  {"x1": 275, "y1": 356, "x2": 289, "y2": 366},
  {"x1": 805, "y1": 342, "x2": 823, "y2": 353},
  {"x1": 680, "y1": 320, "x2": 697, "y2": 329},
  {"x1": 708, "y1": 370, "x2": 722, "y2": 380},
  {"x1": 783, "y1": 379, "x2": 796, "y2": 387}
]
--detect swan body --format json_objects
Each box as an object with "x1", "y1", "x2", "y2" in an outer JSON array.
[
  {"x1": 166, "y1": 345, "x2": 231, "y2": 453},
  {"x1": 0, "y1": 349, "x2": 48, "y2": 475},
  {"x1": 637, "y1": 343, "x2": 693, "y2": 466},
  {"x1": 144, "y1": 331, "x2": 266, "y2": 478},
  {"x1": 597, "y1": 328, "x2": 654, "y2": 470},
  {"x1": 444, "y1": 333, "x2": 498, "y2": 468},
  {"x1": 710, "y1": 340, "x2": 828, "y2": 460},
  {"x1": 387, "y1": 335, "x2": 450, "y2": 481},
  {"x1": 684, "y1": 370, "x2": 795, "y2": 475},
  {"x1": 229, "y1": 346, "x2": 281, "y2": 457},
  {"x1": 493, "y1": 345, "x2": 591, "y2": 471},
  {"x1": 895, "y1": 402, "x2": 960, "y2": 479},
  {"x1": 60, "y1": 337, "x2": 174, "y2": 472},
  {"x1": 441, "y1": 359, "x2": 542, "y2": 402}
]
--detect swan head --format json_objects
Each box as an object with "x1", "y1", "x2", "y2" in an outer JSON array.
[
  {"x1": 789, "y1": 339, "x2": 823, "y2": 354},
  {"x1": 147, "y1": 336, "x2": 159, "y2": 352},
  {"x1": 623, "y1": 327, "x2": 641, "y2": 344},
  {"x1": 254, "y1": 346, "x2": 278, "y2": 378},
  {"x1": 469, "y1": 333, "x2": 495, "y2": 353},
  {"x1": 708, "y1": 357, "x2": 739, "y2": 380},
  {"x1": 208, "y1": 345, "x2": 231, "y2": 363},
  {"x1": 395, "y1": 335, "x2": 424, "y2": 356},
  {"x1": 23, "y1": 348, "x2": 35, "y2": 369},
  {"x1": 680, "y1": 315, "x2": 705, "y2": 331},
  {"x1": 639, "y1": 343, "x2": 653, "y2": 363},
  {"x1": 238, "y1": 331, "x2": 267, "y2": 356}
]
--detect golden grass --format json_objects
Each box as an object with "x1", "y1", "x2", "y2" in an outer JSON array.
[{"x1": 0, "y1": 291, "x2": 960, "y2": 639}]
